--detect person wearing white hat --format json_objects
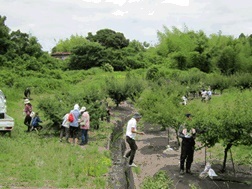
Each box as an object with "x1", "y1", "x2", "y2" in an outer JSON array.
[
  {"x1": 79, "y1": 106, "x2": 90, "y2": 146},
  {"x1": 23, "y1": 99, "x2": 32, "y2": 132},
  {"x1": 69, "y1": 104, "x2": 80, "y2": 144},
  {"x1": 124, "y1": 113, "x2": 145, "y2": 167}
]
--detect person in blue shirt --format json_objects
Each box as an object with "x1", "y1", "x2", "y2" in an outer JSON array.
[
  {"x1": 69, "y1": 104, "x2": 80, "y2": 144},
  {"x1": 30, "y1": 112, "x2": 43, "y2": 131}
]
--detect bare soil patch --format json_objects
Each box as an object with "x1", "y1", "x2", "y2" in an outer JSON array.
[{"x1": 113, "y1": 102, "x2": 252, "y2": 189}]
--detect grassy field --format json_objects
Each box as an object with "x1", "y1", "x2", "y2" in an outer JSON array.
[
  {"x1": 0, "y1": 85, "x2": 114, "y2": 189},
  {"x1": 1, "y1": 70, "x2": 251, "y2": 188}
]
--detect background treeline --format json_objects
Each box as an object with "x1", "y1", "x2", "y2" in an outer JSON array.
[
  {"x1": 0, "y1": 14, "x2": 252, "y2": 188},
  {"x1": 2, "y1": 15, "x2": 252, "y2": 75}
]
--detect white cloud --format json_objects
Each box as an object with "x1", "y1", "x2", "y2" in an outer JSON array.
[
  {"x1": 1, "y1": 0, "x2": 252, "y2": 52},
  {"x1": 82, "y1": 0, "x2": 101, "y2": 3},
  {"x1": 105, "y1": 0, "x2": 127, "y2": 6},
  {"x1": 162, "y1": 0, "x2": 189, "y2": 6},
  {"x1": 112, "y1": 10, "x2": 129, "y2": 16}
]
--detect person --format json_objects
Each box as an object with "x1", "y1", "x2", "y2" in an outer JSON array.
[
  {"x1": 24, "y1": 87, "x2": 31, "y2": 99},
  {"x1": 207, "y1": 89, "x2": 212, "y2": 101},
  {"x1": 30, "y1": 112, "x2": 43, "y2": 131},
  {"x1": 178, "y1": 114, "x2": 196, "y2": 175},
  {"x1": 69, "y1": 104, "x2": 80, "y2": 144},
  {"x1": 23, "y1": 99, "x2": 33, "y2": 132},
  {"x1": 201, "y1": 89, "x2": 207, "y2": 102},
  {"x1": 79, "y1": 106, "x2": 90, "y2": 146},
  {"x1": 106, "y1": 106, "x2": 112, "y2": 123},
  {"x1": 182, "y1": 95, "x2": 188, "y2": 105},
  {"x1": 60, "y1": 113, "x2": 70, "y2": 142},
  {"x1": 124, "y1": 113, "x2": 145, "y2": 167}
]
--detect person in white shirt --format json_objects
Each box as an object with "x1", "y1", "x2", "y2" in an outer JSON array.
[
  {"x1": 201, "y1": 89, "x2": 207, "y2": 102},
  {"x1": 60, "y1": 113, "x2": 70, "y2": 142},
  {"x1": 124, "y1": 113, "x2": 145, "y2": 167}
]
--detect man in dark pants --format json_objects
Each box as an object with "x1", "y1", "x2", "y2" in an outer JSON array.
[
  {"x1": 24, "y1": 88, "x2": 31, "y2": 99},
  {"x1": 179, "y1": 114, "x2": 196, "y2": 174},
  {"x1": 124, "y1": 113, "x2": 145, "y2": 167}
]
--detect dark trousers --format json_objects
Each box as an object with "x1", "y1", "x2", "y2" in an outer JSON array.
[
  {"x1": 69, "y1": 126, "x2": 79, "y2": 143},
  {"x1": 81, "y1": 129, "x2": 88, "y2": 144},
  {"x1": 180, "y1": 144, "x2": 194, "y2": 171},
  {"x1": 126, "y1": 136, "x2": 138, "y2": 165},
  {"x1": 24, "y1": 115, "x2": 32, "y2": 131}
]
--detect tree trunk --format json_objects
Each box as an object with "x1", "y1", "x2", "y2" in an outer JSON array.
[{"x1": 221, "y1": 143, "x2": 232, "y2": 172}]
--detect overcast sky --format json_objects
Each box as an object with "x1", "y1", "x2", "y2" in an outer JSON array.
[{"x1": 1, "y1": 0, "x2": 252, "y2": 52}]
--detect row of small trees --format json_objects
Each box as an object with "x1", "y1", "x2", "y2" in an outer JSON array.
[{"x1": 136, "y1": 73, "x2": 252, "y2": 172}]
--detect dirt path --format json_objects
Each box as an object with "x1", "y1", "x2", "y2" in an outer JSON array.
[
  {"x1": 113, "y1": 102, "x2": 251, "y2": 189},
  {"x1": 125, "y1": 123, "x2": 252, "y2": 189}
]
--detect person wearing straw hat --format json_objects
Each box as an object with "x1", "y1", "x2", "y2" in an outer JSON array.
[
  {"x1": 23, "y1": 98, "x2": 32, "y2": 132},
  {"x1": 123, "y1": 113, "x2": 145, "y2": 167}
]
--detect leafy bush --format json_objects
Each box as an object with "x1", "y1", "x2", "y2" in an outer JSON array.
[{"x1": 101, "y1": 63, "x2": 114, "y2": 72}]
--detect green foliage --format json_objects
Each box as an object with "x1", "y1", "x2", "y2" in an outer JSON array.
[
  {"x1": 87, "y1": 28, "x2": 129, "y2": 49},
  {"x1": 206, "y1": 74, "x2": 231, "y2": 94},
  {"x1": 101, "y1": 63, "x2": 114, "y2": 72},
  {"x1": 217, "y1": 46, "x2": 239, "y2": 75},
  {"x1": 69, "y1": 42, "x2": 105, "y2": 70},
  {"x1": 232, "y1": 73, "x2": 252, "y2": 90},
  {"x1": 141, "y1": 171, "x2": 173, "y2": 189},
  {"x1": 0, "y1": 15, "x2": 11, "y2": 55},
  {"x1": 105, "y1": 73, "x2": 145, "y2": 106},
  {"x1": 170, "y1": 51, "x2": 187, "y2": 70},
  {"x1": 52, "y1": 34, "x2": 89, "y2": 53},
  {"x1": 146, "y1": 66, "x2": 161, "y2": 81},
  {"x1": 105, "y1": 77, "x2": 128, "y2": 107}
]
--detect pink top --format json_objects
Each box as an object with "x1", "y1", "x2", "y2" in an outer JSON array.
[
  {"x1": 24, "y1": 104, "x2": 32, "y2": 115},
  {"x1": 80, "y1": 111, "x2": 90, "y2": 130}
]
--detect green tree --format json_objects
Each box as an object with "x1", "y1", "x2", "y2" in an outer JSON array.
[
  {"x1": 0, "y1": 15, "x2": 11, "y2": 55},
  {"x1": 217, "y1": 46, "x2": 239, "y2": 75},
  {"x1": 87, "y1": 28, "x2": 129, "y2": 49},
  {"x1": 52, "y1": 34, "x2": 89, "y2": 53},
  {"x1": 69, "y1": 42, "x2": 105, "y2": 70},
  {"x1": 193, "y1": 91, "x2": 252, "y2": 172},
  {"x1": 105, "y1": 77, "x2": 128, "y2": 107}
]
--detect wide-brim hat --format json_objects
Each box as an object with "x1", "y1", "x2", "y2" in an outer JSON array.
[
  {"x1": 24, "y1": 99, "x2": 30, "y2": 104},
  {"x1": 133, "y1": 113, "x2": 142, "y2": 119},
  {"x1": 80, "y1": 106, "x2": 86, "y2": 112}
]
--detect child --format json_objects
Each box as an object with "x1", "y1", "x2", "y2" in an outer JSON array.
[{"x1": 30, "y1": 112, "x2": 43, "y2": 131}]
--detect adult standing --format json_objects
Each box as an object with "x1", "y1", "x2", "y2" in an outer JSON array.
[
  {"x1": 124, "y1": 113, "x2": 144, "y2": 167},
  {"x1": 207, "y1": 89, "x2": 212, "y2": 101},
  {"x1": 24, "y1": 87, "x2": 31, "y2": 99},
  {"x1": 60, "y1": 113, "x2": 70, "y2": 142},
  {"x1": 69, "y1": 104, "x2": 80, "y2": 144},
  {"x1": 23, "y1": 99, "x2": 32, "y2": 132},
  {"x1": 79, "y1": 107, "x2": 90, "y2": 146},
  {"x1": 179, "y1": 114, "x2": 196, "y2": 175}
]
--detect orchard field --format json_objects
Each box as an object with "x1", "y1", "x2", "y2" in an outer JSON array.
[{"x1": 0, "y1": 15, "x2": 252, "y2": 188}]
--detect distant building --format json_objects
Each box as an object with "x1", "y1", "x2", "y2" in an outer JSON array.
[{"x1": 51, "y1": 52, "x2": 71, "y2": 60}]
